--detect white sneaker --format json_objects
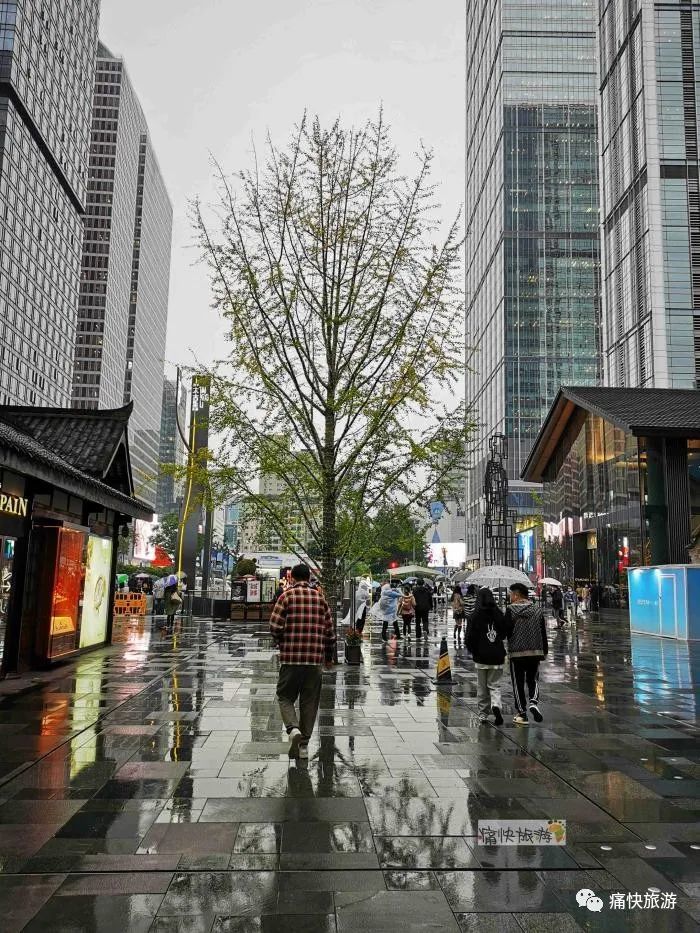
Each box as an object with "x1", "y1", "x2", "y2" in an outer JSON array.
[
  {"x1": 298, "y1": 745, "x2": 309, "y2": 760},
  {"x1": 288, "y1": 727, "x2": 303, "y2": 757}
]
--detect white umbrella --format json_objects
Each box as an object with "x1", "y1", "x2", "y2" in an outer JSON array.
[
  {"x1": 465, "y1": 565, "x2": 533, "y2": 588},
  {"x1": 539, "y1": 576, "x2": 562, "y2": 587}
]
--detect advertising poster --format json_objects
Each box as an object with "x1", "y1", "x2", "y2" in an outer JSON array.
[
  {"x1": 79, "y1": 535, "x2": 112, "y2": 648},
  {"x1": 517, "y1": 529, "x2": 535, "y2": 574},
  {"x1": 49, "y1": 528, "x2": 86, "y2": 658},
  {"x1": 426, "y1": 541, "x2": 465, "y2": 568},
  {"x1": 231, "y1": 580, "x2": 247, "y2": 603},
  {"x1": 247, "y1": 579, "x2": 261, "y2": 603},
  {"x1": 133, "y1": 515, "x2": 158, "y2": 562}
]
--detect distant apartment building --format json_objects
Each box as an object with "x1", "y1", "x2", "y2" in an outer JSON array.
[
  {"x1": 0, "y1": 0, "x2": 99, "y2": 405},
  {"x1": 155, "y1": 375, "x2": 187, "y2": 517},
  {"x1": 223, "y1": 502, "x2": 241, "y2": 550},
  {"x1": 72, "y1": 41, "x2": 173, "y2": 506}
]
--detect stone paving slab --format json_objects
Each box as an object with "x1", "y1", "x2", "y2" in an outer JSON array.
[{"x1": 0, "y1": 611, "x2": 697, "y2": 930}]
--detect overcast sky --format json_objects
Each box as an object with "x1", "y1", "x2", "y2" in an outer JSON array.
[{"x1": 99, "y1": 0, "x2": 465, "y2": 372}]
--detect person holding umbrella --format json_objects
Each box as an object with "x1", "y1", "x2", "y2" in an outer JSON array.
[{"x1": 163, "y1": 574, "x2": 182, "y2": 635}]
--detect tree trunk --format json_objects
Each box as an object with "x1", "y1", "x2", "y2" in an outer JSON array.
[{"x1": 321, "y1": 404, "x2": 339, "y2": 663}]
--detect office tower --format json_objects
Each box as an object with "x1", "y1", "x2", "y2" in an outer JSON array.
[
  {"x1": 224, "y1": 502, "x2": 241, "y2": 550},
  {"x1": 156, "y1": 375, "x2": 187, "y2": 517},
  {"x1": 600, "y1": 1, "x2": 700, "y2": 388},
  {"x1": 73, "y1": 42, "x2": 173, "y2": 506},
  {"x1": 0, "y1": 0, "x2": 99, "y2": 405},
  {"x1": 464, "y1": 0, "x2": 602, "y2": 561}
]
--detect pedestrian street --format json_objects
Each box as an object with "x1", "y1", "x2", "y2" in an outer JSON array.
[{"x1": 0, "y1": 612, "x2": 698, "y2": 932}]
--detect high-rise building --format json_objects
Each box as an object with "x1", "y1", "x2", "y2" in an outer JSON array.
[
  {"x1": 72, "y1": 42, "x2": 173, "y2": 506},
  {"x1": 155, "y1": 375, "x2": 187, "y2": 518},
  {"x1": 223, "y1": 502, "x2": 241, "y2": 550},
  {"x1": 464, "y1": 0, "x2": 602, "y2": 561},
  {"x1": 0, "y1": 0, "x2": 99, "y2": 406},
  {"x1": 599, "y1": 1, "x2": 700, "y2": 389}
]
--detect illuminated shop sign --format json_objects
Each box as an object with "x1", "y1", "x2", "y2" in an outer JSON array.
[{"x1": 0, "y1": 493, "x2": 28, "y2": 517}]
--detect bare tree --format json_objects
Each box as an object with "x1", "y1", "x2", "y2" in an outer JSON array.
[{"x1": 193, "y1": 111, "x2": 472, "y2": 604}]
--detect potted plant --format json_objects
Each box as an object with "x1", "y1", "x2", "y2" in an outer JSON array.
[{"x1": 344, "y1": 627, "x2": 363, "y2": 665}]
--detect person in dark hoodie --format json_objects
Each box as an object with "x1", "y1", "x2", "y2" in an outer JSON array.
[
  {"x1": 507, "y1": 582, "x2": 548, "y2": 725},
  {"x1": 413, "y1": 578, "x2": 432, "y2": 640},
  {"x1": 466, "y1": 587, "x2": 511, "y2": 725}
]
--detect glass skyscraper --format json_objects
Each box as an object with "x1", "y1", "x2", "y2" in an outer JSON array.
[
  {"x1": 0, "y1": 0, "x2": 99, "y2": 406},
  {"x1": 465, "y1": 0, "x2": 602, "y2": 559},
  {"x1": 600, "y1": 0, "x2": 700, "y2": 388},
  {"x1": 156, "y1": 375, "x2": 187, "y2": 518},
  {"x1": 72, "y1": 42, "x2": 173, "y2": 506}
]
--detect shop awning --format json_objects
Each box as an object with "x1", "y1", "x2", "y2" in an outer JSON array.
[{"x1": 522, "y1": 386, "x2": 700, "y2": 484}]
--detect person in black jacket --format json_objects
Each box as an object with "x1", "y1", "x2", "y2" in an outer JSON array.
[
  {"x1": 466, "y1": 587, "x2": 511, "y2": 725},
  {"x1": 413, "y1": 578, "x2": 432, "y2": 640},
  {"x1": 507, "y1": 582, "x2": 549, "y2": 725},
  {"x1": 550, "y1": 586, "x2": 564, "y2": 628}
]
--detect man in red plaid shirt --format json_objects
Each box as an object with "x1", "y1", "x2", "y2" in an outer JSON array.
[{"x1": 269, "y1": 563, "x2": 335, "y2": 759}]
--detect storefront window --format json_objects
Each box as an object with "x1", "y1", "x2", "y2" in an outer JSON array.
[{"x1": 543, "y1": 413, "x2": 643, "y2": 605}]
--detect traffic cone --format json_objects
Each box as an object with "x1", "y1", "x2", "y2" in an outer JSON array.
[{"x1": 432, "y1": 635, "x2": 456, "y2": 687}]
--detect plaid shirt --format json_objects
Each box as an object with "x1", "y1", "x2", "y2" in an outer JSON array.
[{"x1": 269, "y1": 582, "x2": 335, "y2": 665}]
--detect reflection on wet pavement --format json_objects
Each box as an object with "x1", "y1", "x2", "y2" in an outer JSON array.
[{"x1": 0, "y1": 612, "x2": 698, "y2": 930}]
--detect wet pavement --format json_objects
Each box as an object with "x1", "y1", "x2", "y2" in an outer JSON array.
[{"x1": 0, "y1": 610, "x2": 698, "y2": 931}]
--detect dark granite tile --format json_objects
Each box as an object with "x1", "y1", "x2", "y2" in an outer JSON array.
[
  {"x1": 213, "y1": 918, "x2": 336, "y2": 933},
  {"x1": 455, "y1": 915, "x2": 521, "y2": 933},
  {"x1": 514, "y1": 915, "x2": 583, "y2": 933},
  {"x1": 56, "y1": 870, "x2": 173, "y2": 895},
  {"x1": 471, "y1": 845, "x2": 579, "y2": 869},
  {"x1": 157, "y1": 872, "x2": 278, "y2": 920},
  {"x1": 436, "y1": 870, "x2": 564, "y2": 912},
  {"x1": 376, "y1": 836, "x2": 478, "y2": 869},
  {"x1": 336, "y1": 890, "x2": 460, "y2": 932},
  {"x1": 24, "y1": 892, "x2": 164, "y2": 933},
  {"x1": 233, "y1": 823, "x2": 282, "y2": 854},
  {"x1": 383, "y1": 870, "x2": 441, "y2": 890},
  {"x1": 138, "y1": 822, "x2": 238, "y2": 855},
  {"x1": 0, "y1": 873, "x2": 66, "y2": 932}
]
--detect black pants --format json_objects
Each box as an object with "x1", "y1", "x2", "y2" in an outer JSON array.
[
  {"x1": 402, "y1": 614, "x2": 413, "y2": 637},
  {"x1": 276, "y1": 664, "x2": 323, "y2": 741},
  {"x1": 382, "y1": 617, "x2": 400, "y2": 639},
  {"x1": 509, "y1": 657, "x2": 541, "y2": 714},
  {"x1": 356, "y1": 606, "x2": 367, "y2": 633},
  {"x1": 415, "y1": 608, "x2": 429, "y2": 638}
]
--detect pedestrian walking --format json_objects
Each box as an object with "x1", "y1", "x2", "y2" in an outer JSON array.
[
  {"x1": 399, "y1": 585, "x2": 416, "y2": 640},
  {"x1": 341, "y1": 577, "x2": 372, "y2": 634},
  {"x1": 378, "y1": 578, "x2": 402, "y2": 641},
  {"x1": 269, "y1": 563, "x2": 335, "y2": 760},
  {"x1": 506, "y1": 582, "x2": 548, "y2": 725},
  {"x1": 413, "y1": 577, "x2": 432, "y2": 639},
  {"x1": 450, "y1": 584, "x2": 465, "y2": 647},
  {"x1": 466, "y1": 587, "x2": 510, "y2": 724},
  {"x1": 162, "y1": 575, "x2": 181, "y2": 634},
  {"x1": 463, "y1": 583, "x2": 477, "y2": 618},
  {"x1": 551, "y1": 586, "x2": 564, "y2": 628}
]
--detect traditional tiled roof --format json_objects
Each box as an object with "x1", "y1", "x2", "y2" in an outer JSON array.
[
  {"x1": 522, "y1": 386, "x2": 700, "y2": 482},
  {"x1": 0, "y1": 405, "x2": 151, "y2": 519},
  {"x1": 0, "y1": 404, "x2": 132, "y2": 479}
]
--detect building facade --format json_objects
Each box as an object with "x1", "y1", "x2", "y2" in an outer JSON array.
[
  {"x1": 523, "y1": 387, "x2": 700, "y2": 607},
  {"x1": 155, "y1": 376, "x2": 187, "y2": 518},
  {"x1": 464, "y1": 0, "x2": 602, "y2": 561},
  {"x1": 72, "y1": 42, "x2": 173, "y2": 507},
  {"x1": 0, "y1": 0, "x2": 99, "y2": 406},
  {"x1": 599, "y1": 0, "x2": 700, "y2": 389}
]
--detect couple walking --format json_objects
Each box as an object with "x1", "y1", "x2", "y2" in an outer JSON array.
[{"x1": 467, "y1": 582, "x2": 548, "y2": 726}]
